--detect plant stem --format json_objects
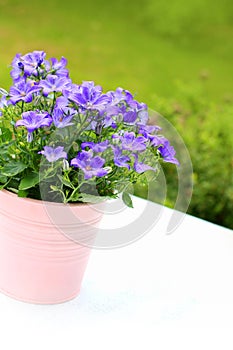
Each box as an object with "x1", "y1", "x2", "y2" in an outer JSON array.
[
  {"x1": 51, "y1": 92, "x2": 56, "y2": 113},
  {"x1": 21, "y1": 101, "x2": 24, "y2": 114}
]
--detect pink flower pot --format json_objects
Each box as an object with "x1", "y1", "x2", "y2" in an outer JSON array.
[{"x1": 0, "y1": 189, "x2": 103, "y2": 304}]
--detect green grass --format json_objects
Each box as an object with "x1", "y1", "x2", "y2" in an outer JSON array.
[{"x1": 0, "y1": 0, "x2": 233, "y2": 105}]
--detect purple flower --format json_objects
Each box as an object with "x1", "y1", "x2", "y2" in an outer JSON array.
[
  {"x1": 9, "y1": 80, "x2": 41, "y2": 104},
  {"x1": 107, "y1": 87, "x2": 133, "y2": 105},
  {"x1": 158, "y1": 140, "x2": 179, "y2": 165},
  {"x1": 49, "y1": 57, "x2": 69, "y2": 77},
  {"x1": 63, "y1": 83, "x2": 80, "y2": 94},
  {"x1": 52, "y1": 107, "x2": 74, "y2": 128},
  {"x1": 134, "y1": 161, "x2": 155, "y2": 174},
  {"x1": 55, "y1": 96, "x2": 77, "y2": 117},
  {"x1": 16, "y1": 111, "x2": 52, "y2": 133},
  {"x1": 138, "y1": 124, "x2": 161, "y2": 137},
  {"x1": 55, "y1": 96, "x2": 69, "y2": 109},
  {"x1": 138, "y1": 108, "x2": 149, "y2": 124},
  {"x1": 138, "y1": 124, "x2": 163, "y2": 146},
  {"x1": 105, "y1": 105, "x2": 121, "y2": 117},
  {"x1": 123, "y1": 110, "x2": 137, "y2": 124},
  {"x1": 71, "y1": 150, "x2": 108, "y2": 179},
  {"x1": 150, "y1": 135, "x2": 165, "y2": 147},
  {"x1": 10, "y1": 51, "x2": 48, "y2": 82},
  {"x1": 113, "y1": 147, "x2": 130, "y2": 169},
  {"x1": 39, "y1": 146, "x2": 67, "y2": 162},
  {"x1": 81, "y1": 140, "x2": 109, "y2": 153},
  {"x1": 130, "y1": 101, "x2": 148, "y2": 124},
  {"x1": 118, "y1": 132, "x2": 147, "y2": 152},
  {"x1": 94, "y1": 106, "x2": 120, "y2": 129},
  {"x1": 132, "y1": 153, "x2": 157, "y2": 174},
  {"x1": 19, "y1": 51, "x2": 46, "y2": 76},
  {"x1": 67, "y1": 81, "x2": 110, "y2": 110},
  {"x1": 10, "y1": 53, "x2": 23, "y2": 82},
  {"x1": 39, "y1": 74, "x2": 71, "y2": 96}
]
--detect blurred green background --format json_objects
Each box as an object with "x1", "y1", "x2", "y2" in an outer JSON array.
[{"x1": 0, "y1": 0, "x2": 233, "y2": 228}]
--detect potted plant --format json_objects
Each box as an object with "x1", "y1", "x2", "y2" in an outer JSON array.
[{"x1": 0, "y1": 51, "x2": 178, "y2": 304}]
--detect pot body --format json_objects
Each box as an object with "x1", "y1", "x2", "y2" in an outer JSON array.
[{"x1": 0, "y1": 190, "x2": 103, "y2": 304}]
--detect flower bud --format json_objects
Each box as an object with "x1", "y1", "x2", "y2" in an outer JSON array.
[
  {"x1": 63, "y1": 159, "x2": 70, "y2": 171},
  {"x1": 104, "y1": 166, "x2": 112, "y2": 174}
]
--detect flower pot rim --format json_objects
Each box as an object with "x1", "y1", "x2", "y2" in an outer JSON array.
[{"x1": 0, "y1": 188, "x2": 105, "y2": 208}]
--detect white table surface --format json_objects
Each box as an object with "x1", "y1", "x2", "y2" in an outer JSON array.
[{"x1": 0, "y1": 196, "x2": 233, "y2": 350}]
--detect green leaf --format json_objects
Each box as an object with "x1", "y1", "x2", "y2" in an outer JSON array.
[
  {"x1": 122, "y1": 192, "x2": 133, "y2": 208},
  {"x1": 50, "y1": 185, "x2": 60, "y2": 192},
  {"x1": 114, "y1": 180, "x2": 131, "y2": 193},
  {"x1": 79, "y1": 193, "x2": 110, "y2": 204},
  {"x1": 7, "y1": 187, "x2": 18, "y2": 194},
  {"x1": 57, "y1": 175, "x2": 74, "y2": 189},
  {"x1": 18, "y1": 190, "x2": 28, "y2": 198},
  {"x1": 50, "y1": 185, "x2": 66, "y2": 202},
  {"x1": 1, "y1": 161, "x2": 27, "y2": 177},
  {"x1": 19, "y1": 172, "x2": 40, "y2": 190},
  {"x1": 0, "y1": 127, "x2": 13, "y2": 142},
  {"x1": 0, "y1": 174, "x2": 7, "y2": 184}
]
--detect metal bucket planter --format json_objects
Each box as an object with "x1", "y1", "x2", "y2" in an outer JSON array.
[{"x1": 0, "y1": 189, "x2": 103, "y2": 304}]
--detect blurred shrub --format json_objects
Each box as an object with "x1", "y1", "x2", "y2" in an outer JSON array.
[{"x1": 135, "y1": 81, "x2": 233, "y2": 229}]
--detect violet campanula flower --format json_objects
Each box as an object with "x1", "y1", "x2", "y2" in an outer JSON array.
[
  {"x1": 55, "y1": 96, "x2": 77, "y2": 116},
  {"x1": 113, "y1": 147, "x2": 130, "y2": 169},
  {"x1": 138, "y1": 108, "x2": 149, "y2": 124},
  {"x1": 16, "y1": 111, "x2": 52, "y2": 142},
  {"x1": 19, "y1": 51, "x2": 46, "y2": 76},
  {"x1": 133, "y1": 158, "x2": 155, "y2": 173},
  {"x1": 150, "y1": 135, "x2": 166, "y2": 147},
  {"x1": 132, "y1": 153, "x2": 157, "y2": 174},
  {"x1": 134, "y1": 161, "x2": 155, "y2": 173},
  {"x1": 58, "y1": 85, "x2": 84, "y2": 104},
  {"x1": 10, "y1": 53, "x2": 23, "y2": 82},
  {"x1": 102, "y1": 116, "x2": 118, "y2": 129},
  {"x1": 9, "y1": 80, "x2": 41, "y2": 104},
  {"x1": 138, "y1": 124, "x2": 164, "y2": 147},
  {"x1": 105, "y1": 105, "x2": 121, "y2": 118},
  {"x1": 158, "y1": 140, "x2": 179, "y2": 165},
  {"x1": 55, "y1": 96, "x2": 70, "y2": 109},
  {"x1": 67, "y1": 81, "x2": 110, "y2": 111},
  {"x1": 107, "y1": 87, "x2": 133, "y2": 105},
  {"x1": 49, "y1": 57, "x2": 69, "y2": 77},
  {"x1": 63, "y1": 83, "x2": 80, "y2": 95},
  {"x1": 107, "y1": 92, "x2": 148, "y2": 125},
  {"x1": 15, "y1": 111, "x2": 53, "y2": 132},
  {"x1": 39, "y1": 74, "x2": 71, "y2": 96},
  {"x1": 81, "y1": 140, "x2": 109, "y2": 153},
  {"x1": 119, "y1": 131, "x2": 147, "y2": 152},
  {"x1": 123, "y1": 110, "x2": 138, "y2": 124},
  {"x1": 138, "y1": 124, "x2": 161, "y2": 137},
  {"x1": 39, "y1": 146, "x2": 67, "y2": 162},
  {"x1": 135, "y1": 103, "x2": 149, "y2": 125},
  {"x1": 127, "y1": 100, "x2": 148, "y2": 125},
  {"x1": 71, "y1": 150, "x2": 108, "y2": 179},
  {"x1": 95, "y1": 105, "x2": 121, "y2": 129},
  {"x1": 52, "y1": 107, "x2": 74, "y2": 128}
]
